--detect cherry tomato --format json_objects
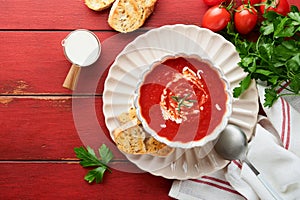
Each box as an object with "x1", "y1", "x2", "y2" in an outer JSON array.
[
  {"x1": 202, "y1": 5, "x2": 231, "y2": 32},
  {"x1": 234, "y1": 5, "x2": 258, "y2": 34},
  {"x1": 241, "y1": 0, "x2": 261, "y2": 5},
  {"x1": 260, "y1": 0, "x2": 290, "y2": 16},
  {"x1": 202, "y1": 0, "x2": 224, "y2": 6}
]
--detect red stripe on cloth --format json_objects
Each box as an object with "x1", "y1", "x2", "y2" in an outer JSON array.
[
  {"x1": 201, "y1": 176, "x2": 231, "y2": 186},
  {"x1": 285, "y1": 100, "x2": 291, "y2": 149},
  {"x1": 191, "y1": 179, "x2": 244, "y2": 197},
  {"x1": 233, "y1": 160, "x2": 242, "y2": 169},
  {"x1": 276, "y1": 82, "x2": 290, "y2": 94},
  {"x1": 281, "y1": 98, "x2": 291, "y2": 149},
  {"x1": 281, "y1": 98, "x2": 286, "y2": 144}
]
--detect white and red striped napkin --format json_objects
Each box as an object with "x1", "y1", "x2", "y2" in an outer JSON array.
[{"x1": 169, "y1": 85, "x2": 300, "y2": 200}]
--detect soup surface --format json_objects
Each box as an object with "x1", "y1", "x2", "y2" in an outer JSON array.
[{"x1": 138, "y1": 56, "x2": 229, "y2": 144}]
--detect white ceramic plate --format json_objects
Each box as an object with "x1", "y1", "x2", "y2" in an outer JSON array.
[{"x1": 103, "y1": 24, "x2": 259, "y2": 180}]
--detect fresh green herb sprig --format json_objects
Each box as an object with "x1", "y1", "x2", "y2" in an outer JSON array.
[
  {"x1": 221, "y1": 5, "x2": 300, "y2": 107},
  {"x1": 74, "y1": 144, "x2": 114, "y2": 184},
  {"x1": 171, "y1": 93, "x2": 197, "y2": 112}
]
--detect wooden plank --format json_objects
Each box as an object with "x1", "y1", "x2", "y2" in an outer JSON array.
[
  {"x1": 0, "y1": 0, "x2": 298, "y2": 31},
  {"x1": 0, "y1": 30, "x2": 144, "y2": 94},
  {"x1": 0, "y1": 0, "x2": 110, "y2": 30},
  {"x1": 0, "y1": 96, "x2": 86, "y2": 159},
  {"x1": 0, "y1": 96, "x2": 130, "y2": 160},
  {"x1": 0, "y1": 0, "x2": 208, "y2": 30},
  {"x1": 0, "y1": 162, "x2": 174, "y2": 199}
]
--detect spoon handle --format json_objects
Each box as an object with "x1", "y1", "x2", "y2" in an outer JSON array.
[{"x1": 244, "y1": 159, "x2": 284, "y2": 200}]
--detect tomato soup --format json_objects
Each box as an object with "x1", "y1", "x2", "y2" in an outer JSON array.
[{"x1": 137, "y1": 55, "x2": 231, "y2": 147}]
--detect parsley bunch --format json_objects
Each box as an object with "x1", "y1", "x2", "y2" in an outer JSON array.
[
  {"x1": 74, "y1": 144, "x2": 114, "y2": 183},
  {"x1": 222, "y1": 6, "x2": 300, "y2": 107}
]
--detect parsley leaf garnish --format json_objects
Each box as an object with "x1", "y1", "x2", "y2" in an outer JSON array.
[
  {"x1": 221, "y1": 6, "x2": 300, "y2": 107},
  {"x1": 74, "y1": 144, "x2": 114, "y2": 184}
]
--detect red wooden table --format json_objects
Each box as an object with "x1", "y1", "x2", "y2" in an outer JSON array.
[{"x1": 0, "y1": 0, "x2": 299, "y2": 199}]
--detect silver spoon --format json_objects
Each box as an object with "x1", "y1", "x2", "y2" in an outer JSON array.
[{"x1": 214, "y1": 124, "x2": 284, "y2": 200}]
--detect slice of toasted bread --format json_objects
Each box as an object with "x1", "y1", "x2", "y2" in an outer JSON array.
[
  {"x1": 117, "y1": 111, "x2": 133, "y2": 125},
  {"x1": 142, "y1": 0, "x2": 157, "y2": 18},
  {"x1": 115, "y1": 125, "x2": 147, "y2": 154},
  {"x1": 114, "y1": 107, "x2": 173, "y2": 156},
  {"x1": 108, "y1": 0, "x2": 157, "y2": 33},
  {"x1": 114, "y1": 108, "x2": 146, "y2": 154},
  {"x1": 113, "y1": 118, "x2": 138, "y2": 139},
  {"x1": 117, "y1": 107, "x2": 141, "y2": 125},
  {"x1": 85, "y1": 0, "x2": 115, "y2": 11},
  {"x1": 145, "y1": 137, "x2": 174, "y2": 157}
]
